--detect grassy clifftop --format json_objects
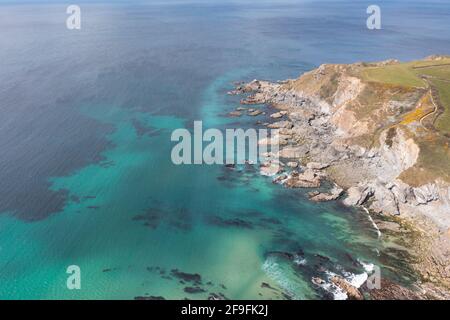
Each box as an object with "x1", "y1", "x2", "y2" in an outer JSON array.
[
  {"x1": 284, "y1": 56, "x2": 450, "y2": 186},
  {"x1": 360, "y1": 57, "x2": 450, "y2": 186},
  {"x1": 361, "y1": 56, "x2": 450, "y2": 135}
]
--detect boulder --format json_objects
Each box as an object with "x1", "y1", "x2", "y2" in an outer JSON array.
[
  {"x1": 248, "y1": 109, "x2": 263, "y2": 116},
  {"x1": 331, "y1": 276, "x2": 364, "y2": 300},
  {"x1": 309, "y1": 185, "x2": 344, "y2": 202},
  {"x1": 260, "y1": 162, "x2": 282, "y2": 177},
  {"x1": 390, "y1": 183, "x2": 409, "y2": 204},
  {"x1": 285, "y1": 169, "x2": 321, "y2": 188},
  {"x1": 279, "y1": 128, "x2": 294, "y2": 135},
  {"x1": 279, "y1": 147, "x2": 303, "y2": 159},
  {"x1": 306, "y1": 162, "x2": 330, "y2": 170},
  {"x1": 241, "y1": 93, "x2": 266, "y2": 105},
  {"x1": 273, "y1": 174, "x2": 288, "y2": 184},
  {"x1": 370, "y1": 182, "x2": 400, "y2": 215},
  {"x1": 270, "y1": 111, "x2": 287, "y2": 119},
  {"x1": 413, "y1": 184, "x2": 440, "y2": 205},
  {"x1": 244, "y1": 80, "x2": 261, "y2": 91},
  {"x1": 301, "y1": 169, "x2": 316, "y2": 181},
  {"x1": 344, "y1": 185, "x2": 374, "y2": 206},
  {"x1": 258, "y1": 137, "x2": 280, "y2": 147},
  {"x1": 267, "y1": 121, "x2": 294, "y2": 129},
  {"x1": 312, "y1": 277, "x2": 326, "y2": 286},
  {"x1": 287, "y1": 162, "x2": 298, "y2": 168},
  {"x1": 290, "y1": 110, "x2": 316, "y2": 122},
  {"x1": 362, "y1": 279, "x2": 424, "y2": 300}
]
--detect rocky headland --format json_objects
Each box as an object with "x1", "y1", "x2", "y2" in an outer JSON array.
[{"x1": 230, "y1": 55, "x2": 450, "y2": 299}]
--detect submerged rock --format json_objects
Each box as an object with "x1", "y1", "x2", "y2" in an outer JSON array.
[
  {"x1": 170, "y1": 269, "x2": 202, "y2": 284},
  {"x1": 261, "y1": 282, "x2": 279, "y2": 291},
  {"x1": 135, "y1": 296, "x2": 166, "y2": 300},
  {"x1": 207, "y1": 216, "x2": 253, "y2": 229},
  {"x1": 184, "y1": 286, "x2": 206, "y2": 294},
  {"x1": 228, "y1": 111, "x2": 242, "y2": 117},
  {"x1": 208, "y1": 293, "x2": 225, "y2": 300}
]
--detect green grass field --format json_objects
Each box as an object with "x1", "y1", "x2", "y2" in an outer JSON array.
[
  {"x1": 361, "y1": 63, "x2": 426, "y2": 88},
  {"x1": 360, "y1": 58, "x2": 450, "y2": 185},
  {"x1": 433, "y1": 79, "x2": 450, "y2": 134},
  {"x1": 412, "y1": 64, "x2": 450, "y2": 134},
  {"x1": 361, "y1": 58, "x2": 450, "y2": 135},
  {"x1": 417, "y1": 65, "x2": 450, "y2": 79}
]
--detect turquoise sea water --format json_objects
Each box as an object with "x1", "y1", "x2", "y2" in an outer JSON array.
[{"x1": 1, "y1": 0, "x2": 450, "y2": 299}]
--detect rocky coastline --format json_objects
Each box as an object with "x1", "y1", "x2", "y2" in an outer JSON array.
[{"x1": 229, "y1": 56, "x2": 450, "y2": 299}]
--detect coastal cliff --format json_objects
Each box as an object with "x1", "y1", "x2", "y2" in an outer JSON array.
[{"x1": 232, "y1": 56, "x2": 450, "y2": 299}]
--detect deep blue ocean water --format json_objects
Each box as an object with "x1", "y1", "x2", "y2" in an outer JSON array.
[{"x1": 0, "y1": 0, "x2": 449, "y2": 299}]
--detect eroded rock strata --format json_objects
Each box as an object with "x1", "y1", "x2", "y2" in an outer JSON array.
[{"x1": 233, "y1": 56, "x2": 450, "y2": 299}]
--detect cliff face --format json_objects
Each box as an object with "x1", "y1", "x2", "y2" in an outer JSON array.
[
  {"x1": 232, "y1": 56, "x2": 450, "y2": 296},
  {"x1": 303, "y1": 60, "x2": 449, "y2": 227},
  {"x1": 238, "y1": 57, "x2": 450, "y2": 230}
]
